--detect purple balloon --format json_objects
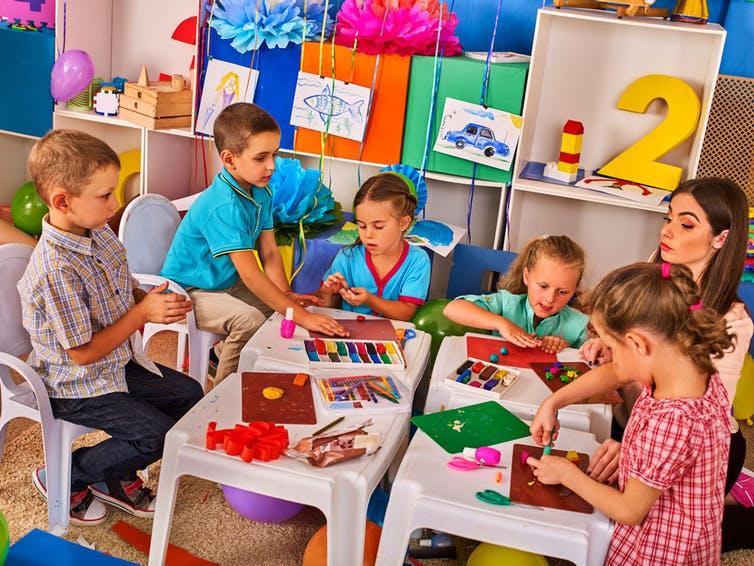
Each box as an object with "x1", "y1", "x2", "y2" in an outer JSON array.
[
  {"x1": 221, "y1": 485, "x2": 304, "y2": 523},
  {"x1": 50, "y1": 49, "x2": 94, "y2": 102}
]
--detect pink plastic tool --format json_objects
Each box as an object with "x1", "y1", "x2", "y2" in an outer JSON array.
[
  {"x1": 280, "y1": 307, "x2": 295, "y2": 339},
  {"x1": 463, "y1": 446, "x2": 502, "y2": 467}
]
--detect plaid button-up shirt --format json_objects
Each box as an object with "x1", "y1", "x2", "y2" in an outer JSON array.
[{"x1": 18, "y1": 217, "x2": 160, "y2": 399}]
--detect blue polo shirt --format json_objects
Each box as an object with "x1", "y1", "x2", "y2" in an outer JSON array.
[
  {"x1": 161, "y1": 169, "x2": 273, "y2": 290},
  {"x1": 323, "y1": 241, "x2": 430, "y2": 315},
  {"x1": 457, "y1": 289, "x2": 589, "y2": 348}
]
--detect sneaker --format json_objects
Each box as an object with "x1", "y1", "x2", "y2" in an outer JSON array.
[
  {"x1": 89, "y1": 476, "x2": 156, "y2": 518},
  {"x1": 31, "y1": 465, "x2": 108, "y2": 526}
]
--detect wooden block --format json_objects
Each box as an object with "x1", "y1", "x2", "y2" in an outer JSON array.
[
  {"x1": 557, "y1": 160, "x2": 579, "y2": 174},
  {"x1": 560, "y1": 132, "x2": 583, "y2": 154},
  {"x1": 119, "y1": 94, "x2": 192, "y2": 118},
  {"x1": 118, "y1": 107, "x2": 191, "y2": 130}
]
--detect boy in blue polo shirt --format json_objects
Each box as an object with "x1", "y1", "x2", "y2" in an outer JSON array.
[{"x1": 162, "y1": 103, "x2": 346, "y2": 383}]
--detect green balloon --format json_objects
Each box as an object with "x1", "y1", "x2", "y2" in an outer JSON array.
[
  {"x1": 0, "y1": 509, "x2": 8, "y2": 565},
  {"x1": 412, "y1": 298, "x2": 488, "y2": 360},
  {"x1": 10, "y1": 181, "x2": 48, "y2": 236}
]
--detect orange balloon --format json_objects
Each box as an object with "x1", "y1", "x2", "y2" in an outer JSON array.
[{"x1": 303, "y1": 521, "x2": 382, "y2": 566}]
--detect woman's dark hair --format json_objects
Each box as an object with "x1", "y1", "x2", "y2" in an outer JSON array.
[{"x1": 653, "y1": 177, "x2": 748, "y2": 316}]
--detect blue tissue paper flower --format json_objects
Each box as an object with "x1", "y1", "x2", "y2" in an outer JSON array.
[
  {"x1": 210, "y1": 0, "x2": 334, "y2": 53},
  {"x1": 268, "y1": 157, "x2": 341, "y2": 244}
]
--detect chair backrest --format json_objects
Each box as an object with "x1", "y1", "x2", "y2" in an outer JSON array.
[
  {"x1": 447, "y1": 243, "x2": 517, "y2": 299},
  {"x1": 119, "y1": 194, "x2": 182, "y2": 275},
  {"x1": 0, "y1": 244, "x2": 34, "y2": 357}
]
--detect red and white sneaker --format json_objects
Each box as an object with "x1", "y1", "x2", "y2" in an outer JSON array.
[
  {"x1": 31, "y1": 465, "x2": 108, "y2": 526},
  {"x1": 89, "y1": 476, "x2": 156, "y2": 518}
]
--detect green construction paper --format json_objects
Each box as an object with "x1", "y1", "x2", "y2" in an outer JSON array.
[
  {"x1": 411, "y1": 401, "x2": 530, "y2": 454},
  {"x1": 402, "y1": 56, "x2": 529, "y2": 183}
]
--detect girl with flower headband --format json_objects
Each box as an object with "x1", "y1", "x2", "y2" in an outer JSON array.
[
  {"x1": 317, "y1": 166, "x2": 430, "y2": 321},
  {"x1": 528, "y1": 262, "x2": 733, "y2": 566},
  {"x1": 444, "y1": 234, "x2": 589, "y2": 353}
]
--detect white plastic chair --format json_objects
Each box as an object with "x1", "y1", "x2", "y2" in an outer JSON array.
[
  {"x1": 118, "y1": 194, "x2": 222, "y2": 391},
  {"x1": 0, "y1": 244, "x2": 93, "y2": 535}
]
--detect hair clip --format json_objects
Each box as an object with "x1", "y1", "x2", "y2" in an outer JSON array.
[
  {"x1": 689, "y1": 301, "x2": 704, "y2": 311},
  {"x1": 661, "y1": 262, "x2": 672, "y2": 279}
]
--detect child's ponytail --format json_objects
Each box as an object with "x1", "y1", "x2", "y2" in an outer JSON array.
[
  {"x1": 588, "y1": 262, "x2": 734, "y2": 375},
  {"x1": 499, "y1": 235, "x2": 586, "y2": 294}
]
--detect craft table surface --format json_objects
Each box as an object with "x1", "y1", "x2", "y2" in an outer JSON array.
[
  {"x1": 149, "y1": 370, "x2": 411, "y2": 566},
  {"x1": 425, "y1": 334, "x2": 612, "y2": 441},
  {"x1": 376, "y1": 426, "x2": 612, "y2": 566},
  {"x1": 150, "y1": 308, "x2": 429, "y2": 566},
  {"x1": 239, "y1": 306, "x2": 431, "y2": 402}
]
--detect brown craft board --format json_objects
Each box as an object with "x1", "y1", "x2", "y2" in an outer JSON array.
[
  {"x1": 529, "y1": 362, "x2": 622, "y2": 404},
  {"x1": 510, "y1": 444, "x2": 593, "y2": 514},
  {"x1": 310, "y1": 319, "x2": 398, "y2": 341},
  {"x1": 241, "y1": 372, "x2": 316, "y2": 424}
]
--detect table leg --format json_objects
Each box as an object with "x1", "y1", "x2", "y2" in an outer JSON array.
[
  {"x1": 148, "y1": 433, "x2": 186, "y2": 566},
  {"x1": 328, "y1": 479, "x2": 368, "y2": 565}
]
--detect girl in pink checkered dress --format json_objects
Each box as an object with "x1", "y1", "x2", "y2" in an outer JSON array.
[{"x1": 528, "y1": 262, "x2": 733, "y2": 565}]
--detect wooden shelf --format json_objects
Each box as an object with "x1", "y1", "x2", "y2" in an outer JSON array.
[
  {"x1": 54, "y1": 108, "x2": 142, "y2": 130},
  {"x1": 0, "y1": 129, "x2": 40, "y2": 141}
]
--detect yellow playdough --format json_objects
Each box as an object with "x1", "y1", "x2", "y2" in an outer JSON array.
[{"x1": 263, "y1": 387, "x2": 284, "y2": 400}]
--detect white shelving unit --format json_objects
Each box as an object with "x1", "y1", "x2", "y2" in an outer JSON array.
[{"x1": 507, "y1": 7, "x2": 726, "y2": 285}]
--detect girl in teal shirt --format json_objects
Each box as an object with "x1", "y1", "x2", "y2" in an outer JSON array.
[{"x1": 444, "y1": 235, "x2": 588, "y2": 354}]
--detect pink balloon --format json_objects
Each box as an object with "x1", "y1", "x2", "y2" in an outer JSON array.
[{"x1": 50, "y1": 49, "x2": 94, "y2": 102}]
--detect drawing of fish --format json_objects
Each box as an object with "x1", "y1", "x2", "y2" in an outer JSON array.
[
  {"x1": 464, "y1": 107, "x2": 495, "y2": 121},
  {"x1": 304, "y1": 84, "x2": 364, "y2": 125}
]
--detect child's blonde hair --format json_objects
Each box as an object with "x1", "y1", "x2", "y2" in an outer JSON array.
[
  {"x1": 498, "y1": 235, "x2": 586, "y2": 295},
  {"x1": 27, "y1": 129, "x2": 120, "y2": 204},
  {"x1": 588, "y1": 262, "x2": 733, "y2": 375}
]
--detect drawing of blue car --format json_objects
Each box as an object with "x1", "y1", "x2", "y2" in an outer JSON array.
[{"x1": 444, "y1": 123, "x2": 510, "y2": 158}]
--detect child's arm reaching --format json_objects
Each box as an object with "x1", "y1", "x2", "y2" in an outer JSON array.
[
  {"x1": 443, "y1": 299, "x2": 539, "y2": 348},
  {"x1": 527, "y1": 456, "x2": 661, "y2": 526},
  {"x1": 530, "y1": 362, "x2": 624, "y2": 446},
  {"x1": 340, "y1": 287, "x2": 417, "y2": 321},
  {"x1": 257, "y1": 231, "x2": 322, "y2": 307},
  {"x1": 316, "y1": 273, "x2": 347, "y2": 308},
  {"x1": 230, "y1": 251, "x2": 347, "y2": 337}
]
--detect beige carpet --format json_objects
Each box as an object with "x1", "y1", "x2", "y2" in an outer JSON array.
[{"x1": 1, "y1": 332, "x2": 752, "y2": 565}]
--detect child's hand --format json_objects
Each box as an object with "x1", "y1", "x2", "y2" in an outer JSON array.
[
  {"x1": 527, "y1": 455, "x2": 576, "y2": 485},
  {"x1": 580, "y1": 338, "x2": 612, "y2": 365},
  {"x1": 321, "y1": 273, "x2": 349, "y2": 295},
  {"x1": 530, "y1": 398, "x2": 560, "y2": 446},
  {"x1": 340, "y1": 287, "x2": 371, "y2": 308},
  {"x1": 540, "y1": 335, "x2": 568, "y2": 354},
  {"x1": 286, "y1": 291, "x2": 323, "y2": 307},
  {"x1": 300, "y1": 312, "x2": 349, "y2": 337},
  {"x1": 588, "y1": 439, "x2": 621, "y2": 484},
  {"x1": 139, "y1": 282, "x2": 193, "y2": 324},
  {"x1": 497, "y1": 319, "x2": 539, "y2": 348}
]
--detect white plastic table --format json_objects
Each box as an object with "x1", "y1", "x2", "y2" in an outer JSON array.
[
  {"x1": 239, "y1": 306, "x2": 432, "y2": 399},
  {"x1": 149, "y1": 308, "x2": 431, "y2": 566},
  {"x1": 376, "y1": 426, "x2": 613, "y2": 566},
  {"x1": 425, "y1": 334, "x2": 612, "y2": 441}
]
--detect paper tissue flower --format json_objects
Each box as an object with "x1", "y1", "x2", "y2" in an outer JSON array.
[
  {"x1": 335, "y1": 0, "x2": 461, "y2": 56},
  {"x1": 210, "y1": 0, "x2": 334, "y2": 53},
  {"x1": 268, "y1": 157, "x2": 342, "y2": 244}
]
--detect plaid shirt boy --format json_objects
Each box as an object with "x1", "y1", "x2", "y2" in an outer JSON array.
[{"x1": 18, "y1": 218, "x2": 160, "y2": 399}]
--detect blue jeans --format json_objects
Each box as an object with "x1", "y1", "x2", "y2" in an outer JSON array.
[{"x1": 50, "y1": 361, "x2": 203, "y2": 491}]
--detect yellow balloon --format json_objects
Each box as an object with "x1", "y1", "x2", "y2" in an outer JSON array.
[
  {"x1": 467, "y1": 543, "x2": 548, "y2": 566},
  {"x1": 733, "y1": 353, "x2": 754, "y2": 421}
]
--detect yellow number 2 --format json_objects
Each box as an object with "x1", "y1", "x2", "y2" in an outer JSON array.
[{"x1": 598, "y1": 74, "x2": 701, "y2": 191}]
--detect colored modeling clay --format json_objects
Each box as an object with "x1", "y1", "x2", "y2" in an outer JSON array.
[{"x1": 263, "y1": 387, "x2": 284, "y2": 400}]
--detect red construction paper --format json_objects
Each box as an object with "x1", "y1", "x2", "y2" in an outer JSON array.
[
  {"x1": 241, "y1": 372, "x2": 317, "y2": 424},
  {"x1": 112, "y1": 520, "x2": 219, "y2": 566},
  {"x1": 466, "y1": 335, "x2": 557, "y2": 368}
]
